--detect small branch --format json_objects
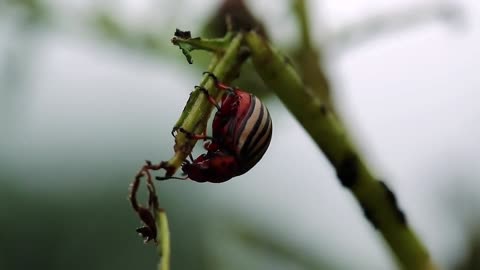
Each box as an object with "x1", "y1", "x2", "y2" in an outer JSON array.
[{"x1": 245, "y1": 31, "x2": 436, "y2": 270}]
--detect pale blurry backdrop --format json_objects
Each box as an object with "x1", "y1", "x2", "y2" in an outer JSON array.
[{"x1": 1, "y1": 0, "x2": 479, "y2": 269}]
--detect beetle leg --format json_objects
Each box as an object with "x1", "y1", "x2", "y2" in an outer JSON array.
[
  {"x1": 203, "y1": 71, "x2": 219, "y2": 84},
  {"x1": 203, "y1": 71, "x2": 235, "y2": 94},
  {"x1": 171, "y1": 126, "x2": 179, "y2": 137},
  {"x1": 195, "y1": 85, "x2": 221, "y2": 110},
  {"x1": 178, "y1": 127, "x2": 214, "y2": 141}
]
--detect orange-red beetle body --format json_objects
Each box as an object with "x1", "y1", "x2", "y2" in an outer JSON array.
[{"x1": 181, "y1": 77, "x2": 273, "y2": 183}]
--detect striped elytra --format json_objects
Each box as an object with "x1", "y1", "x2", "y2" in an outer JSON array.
[{"x1": 181, "y1": 76, "x2": 272, "y2": 183}]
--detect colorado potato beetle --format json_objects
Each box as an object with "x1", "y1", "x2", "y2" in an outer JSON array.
[{"x1": 161, "y1": 72, "x2": 273, "y2": 183}]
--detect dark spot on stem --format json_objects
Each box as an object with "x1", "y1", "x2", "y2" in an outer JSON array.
[
  {"x1": 379, "y1": 180, "x2": 407, "y2": 225},
  {"x1": 336, "y1": 154, "x2": 359, "y2": 188},
  {"x1": 360, "y1": 203, "x2": 379, "y2": 230},
  {"x1": 319, "y1": 104, "x2": 328, "y2": 116}
]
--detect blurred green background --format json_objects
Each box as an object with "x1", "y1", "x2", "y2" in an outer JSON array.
[{"x1": 1, "y1": 0, "x2": 480, "y2": 269}]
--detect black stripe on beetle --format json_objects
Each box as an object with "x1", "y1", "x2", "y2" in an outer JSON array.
[
  {"x1": 235, "y1": 94, "x2": 258, "y2": 149},
  {"x1": 247, "y1": 111, "x2": 272, "y2": 161},
  {"x1": 242, "y1": 99, "x2": 267, "y2": 155},
  {"x1": 242, "y1": 102, "x2": 272, "y2": 157}
]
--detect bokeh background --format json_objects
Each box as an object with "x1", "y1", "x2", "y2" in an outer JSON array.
[{"x1": 1, "y1": 0, "x2": 479, "y2": 269}]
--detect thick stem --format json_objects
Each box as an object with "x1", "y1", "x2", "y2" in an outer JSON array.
[{"x1": 245, "y1": 31, "x2": 435, "y2": 270}]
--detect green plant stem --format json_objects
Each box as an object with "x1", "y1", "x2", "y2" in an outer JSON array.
[
  {"x1": 245, "y1": 31, "x2": 435, "y2": 270},
  {"x1": 165, "y1": 32, "x2": 246, "y2": 173},
  {"x1": 156, "y1": 209, "x2": 170, "y2": 270}
]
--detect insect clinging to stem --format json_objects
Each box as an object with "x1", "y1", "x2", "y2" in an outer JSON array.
[{"x1": 159, "y1": 72, "x2": 273, "y2": 183}]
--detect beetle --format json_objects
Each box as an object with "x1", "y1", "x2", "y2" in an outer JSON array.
[{"x1": 159, "y1": 72, "x2": 273, "y2": 183}]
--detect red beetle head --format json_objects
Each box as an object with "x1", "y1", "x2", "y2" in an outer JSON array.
[
  {"x1": 219, "y1": 91, "x2": 240, "y2": 115},
  {"x1": 182, "y1": 150, "x2": 239, "y2": 183},
  {"x1": 212, "y1": 90, "x2": 252, "y2": 146}
]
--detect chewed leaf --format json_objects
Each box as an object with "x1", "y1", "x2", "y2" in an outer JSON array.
[
  {"x1": 176, "y1": 42, "x2": 194, "y2": 64},
  {"x1": 172, "y1": 29, "x2": 196, "y2": 64}
]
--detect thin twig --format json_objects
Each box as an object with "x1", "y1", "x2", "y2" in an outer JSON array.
[{"x1": 156, "y1": 209, "x2": 170, "y2": 270}]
